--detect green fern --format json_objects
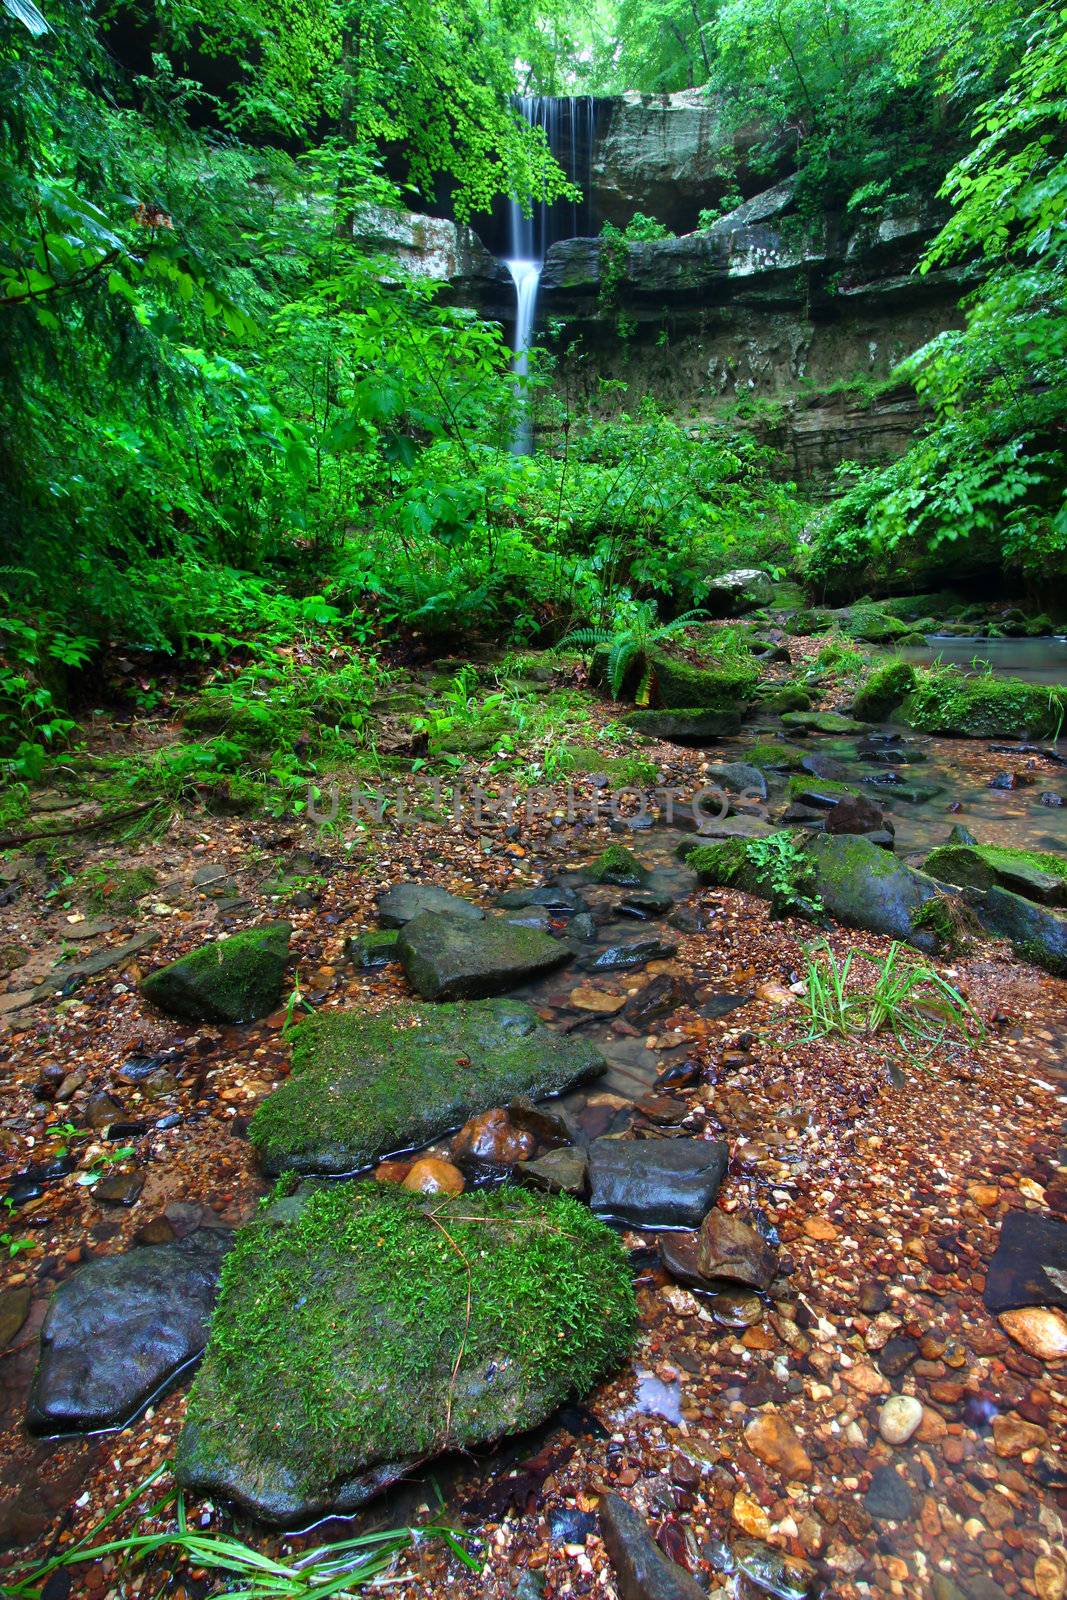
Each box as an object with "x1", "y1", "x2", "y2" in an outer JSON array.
[{"x1": 561, "y1": 604, "x2": 709, "y2": 702}]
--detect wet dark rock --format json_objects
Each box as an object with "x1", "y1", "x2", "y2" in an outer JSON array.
[
  {"x1": 377, "y1": 883, "x2": 483, "y2": 928},
  {"x1": 697, "y1": 1209, "x2": 778, "y2": 1290},
  {"x1": 507, "y1": 1096, "x2": 580, "y2": 1148},
  {"x1": 588, "y1": 1136, "x2": 728, "y2": 1228},
  {"x1": 800, "y1": 753, "x2": 851, "y2": 782},
  {"x1": 140, "y1": 923, "x2": 291, "y2": 1025},
  {"x1": 806, "y1": 834, "x2": 942, "y2": 950},
  {"x1": 397, "y1": 911, "x2": 572, "y2": 1000},
  {"x1": 667, "y1": 906, "x2": 706, "y2": 933},
  {"x1": 117, "y1": 1052, "x2": 179, "y2": 1084},
  {"x1": 877, "y1": 1336, "x2": 920, "y2": 1377},
  {"x1": 732, "y1": 1539, "x2": 818, "y2": 1598},
  {"x1": 495, "y1": 886, "x2": 586, "y2": 914},
  {"x1": 975, "y1": 886, "x2": 1067, "y2": 976},
  {"x1": 500, "y1": 908, "x2": 554, "y2": 932},
  {"x1": 580, "y1": 937, "x2": 679, "y2": 974},
  {"x1": 948, "y1": 823, "x2": 979, "y2": 846},
  {"x1": 1041, "y1": 791, "x2": 1065, "y2": 806},
  {"x1": 549, "y1": 1507, "x2": 598, "y2": 1544},
  {"x1": 85, "y1": 1092, "x2": 126, "y2": 1130},
  {"x1": 93, "y1": 1171, "x2": 145, "y2": 1207},
  {"x1": 568, "y1": 912, "x2": 598, "y2": 942},
  {"x1": 824, "y1": 794, "x2": 887, "y2": 836},
  {"x1": 615, "y1": 891, "x2": 675, "y2": 920},
  {"x1": 27, "y1": 1228, "x2": 230, "y2": 1432},
  {"x1": 983, "y1": 1208, "x2": 1067, "y2": 1313},
  {"x1": 251, "y1": 998, "x2": 604, "y2": 1177},
  {"x1": 623, "y1": 975, "x2": 696, "y2": 1028},
  {"x1": 345, "y1": 929, "x2": 400, "y2": 969},
  {"x1": 703, "y1": 992, "x2": 753, "y2": 1021},
  {"x1": 989, "y1": 770, "x2": 1030, "y2": 790},
  {"x1": 599, "y1": 1492, "x2": 706, "y2": 1600},
  {"x1": 0, "y1": 1284, "x2": 31, "y2": 1348},
  {"x1": 452, "y1": 1108, "x2": 536, "y2": 1167},
  {"x1": 858, "y1": 1281, "x2": 889, "y2": 1314},
  {"x1": 864, "y1": 1464, "x2": 915, "y2": 1521},
  {"x1": 658, "y1": 1230, "x2": 704, "y2": 1286},
  {"x1": 704, "y1": 762, "x2": 769, "y2": 801},
  {"x1": 520, "y1": 1146, "x2": 589, "y2": 1196}
]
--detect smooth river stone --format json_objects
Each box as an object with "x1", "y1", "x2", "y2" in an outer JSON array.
[{"x1": 999, "y1": 1306, "x2": 1067, "y2": 1362}]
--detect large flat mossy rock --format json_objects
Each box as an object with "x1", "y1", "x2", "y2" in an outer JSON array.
[
  {"x1": 624, "y1": 707, "x2": 743, "y2": 741},
  {"x1": 28, "y1": 1229, "x2": 230, "y2": 1433},
  {"x1": 250, "y1": 998, "x2": 605, "y2": 1176},
  {"x1": 139, "y1": 922, "x2": 291, "y2": 1024},
  {"x1": 649, "y1": 649, "x2": 759, "y2": 712},
  {"x1": 397, "y1": 910, "x2": 572, "y2": 1000},
  {"x1": 975, "y1": 886, "x2": 1067, "y2": 975},
  {"x1": 923, "y1": 843, "x2": 1067, "y2": 906},
  {"x1": 175, "y1": 1184, "x2": 636, "y2": 1525},
  {"x1": 901, "y1": 671, "x2": 1067, "y2": 738},
  {"x1": 781, "y1": 710, "x2": 867, "y2": 735}
]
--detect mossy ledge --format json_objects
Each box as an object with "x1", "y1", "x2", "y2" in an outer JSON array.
[
  {"x1": 175, "y1": 1182, "x2": 637, "y2": 1526},
  {"x1": 249, "y1": 998, "x2": 605, "y2": 1176},
  {"x1": 139, "y1": 921, "x2": 291, "y2": 1025},
  {"x1": 922, "y1": 843, "x2": 1067, "y2": 906}
]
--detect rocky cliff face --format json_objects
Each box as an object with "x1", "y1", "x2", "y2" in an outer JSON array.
[
  {"x1": 537, "y1": 188, "x2": 969, "y2": 475},
  {"x1": 378, "y1": 93, "x2": 970, "y2": 479}
]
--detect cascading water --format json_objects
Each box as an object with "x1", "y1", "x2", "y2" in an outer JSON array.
[{"x1": 505, "y1": 95, "x2": 596, "y2": 454}]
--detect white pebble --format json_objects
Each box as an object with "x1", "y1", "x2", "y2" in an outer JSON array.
[{"x1": 878, "y1": 1394, "x2": 923, "y2": 1445}]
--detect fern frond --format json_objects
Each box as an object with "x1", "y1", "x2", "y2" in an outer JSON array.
[
  {"x1": 560, "y1": 628, "x2": 611, "y2": 650},
  {"x1": 608, "y1": 639, "x2": 638, "y2": 699}
]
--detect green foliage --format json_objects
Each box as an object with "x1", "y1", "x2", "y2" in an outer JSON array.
[
  {"x1": 0, "y1": 1458, "x2": 478, "y2": 1599},
  {"x1": 852, "y1": 658, "x2": 917, "y2": 720},
  {"x1": 744, "y1": 831, "x2": 823, "y2": 919},
  {"x1": 808, "y1": 3, "x2": 1067, "y2": 594},
  {"x1": 564, "y1": 602, "x2": 709, "y2": 701},
  {"x1": 800, "y1": 938, "x2": 985, "y2": 1059}
]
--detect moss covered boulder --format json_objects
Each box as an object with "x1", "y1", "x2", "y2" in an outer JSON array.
[
  {"x1": 648, "y1": 649, "x2": 759, "y2": 711},
  {"x1": 923, "y1": 843, "x2": 1067, "y2": 907},
  {"x1": 742, "y1": 740, "x2": 809, "y2": 772},
  {"x1": 681, "y1": 834, "x2": 943, "y2": 948},
  {"x1": 624, "y1": 707, "x2": 743, "y2": 741},
  {"x1": 852, "y1": 659, "x2": 917, "y2": 722},
  {"x1": 806, "y1": 835, "x2": 942, "y2": 948},
  {"x1": 975, "y1": 887, "x2": 1067, "y2": 975},
  {"x1": 780, "y1": 710, "x2": 867, "y2": 735},
  {"x1": 902, "y1": 669, "x2": 1067, "y2": 738},
  {"x1": 584, "y1": 844, "x2": 649, "y2": 887},
  {"x1": 175, "y1": 1183, "x2": 636, "y2": 1525},
  {"x1": 139, "y1": 922, "x2": 291, "y2": 1025},
  {"x1": 250, "y1": 998, "x2": 604, "y2": 1176},
  {"x1": 397, "y1": 910, "x2": 571, "y2": 1000},
  {"x1": 836, "y1": 604, "x2": 916, "y2": 645}
]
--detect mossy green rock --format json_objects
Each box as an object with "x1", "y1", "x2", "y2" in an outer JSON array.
[
  {"x1": 624, "y1": 707, "x2": 743, "y2": 741},
  {"x1": 902, "y1": 670, "x2": 1067, "y2": 738},
  {"x1": 781, "y1": 711, "x2": 867, "y2": 735},
  {"x1": 837, "y1": 605, "x2": 914, "y2": 644},
  {"x1": 682, "y1": 834, "x2": 943, "y2": 948},
  {"x1": 975, "y1": 887, "x2": 1067, "y2": 975},
  {"x1": 175, "y1": 1183, "x2": 636, "y2": 1525},
  {"x1": 250, "y1": 998, "x2": 604, "y2": 1176},
  {"x1": 649, "y1": 649, "x2": 759, "y2": 711},
  {"x1": 852, "y1": 659, "x2": 917, "y2": 722},
  {"x1": 805, "y1": 835, "x2": 942, "y2": 948},
  {"x1": 923, "y1": 844, "x2": 1067, "y2": 907},
  {"x1": 585, "y1": 844, "x2": 649, "y2": 887},
  {"x1": 742, "y1": 741, "x2": 809, "y2": 772},
  {"x1": 757, "y1": 684, "x2": 813, "y2": 713},
  {"x1": 397, "y1": 910, "x2": 571, "y2": 1000},
  {"x1": 139, "y1": 922, "x2": 291, "y2": 1025}
]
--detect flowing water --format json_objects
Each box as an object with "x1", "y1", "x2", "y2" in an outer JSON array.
[{"x1": 504, "y1": 96, "x2": 596, "y2": 453}]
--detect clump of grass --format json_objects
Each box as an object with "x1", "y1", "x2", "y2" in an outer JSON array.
[
  {"x1": 0, "y1": 1460, "x2": 479, "y2": 1599},
  {"x1": 801, "y1": 939, "x2": 985, "y2": 1061}
]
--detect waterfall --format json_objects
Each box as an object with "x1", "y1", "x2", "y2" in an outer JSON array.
[{"x1": 505, "y1": 95, "x2": 597, "y2": 455}]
